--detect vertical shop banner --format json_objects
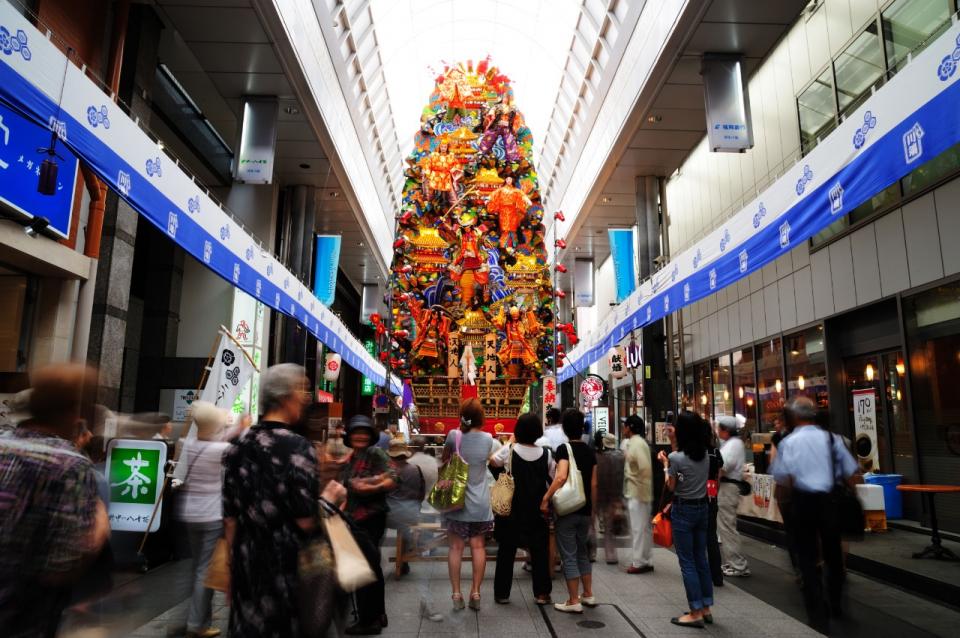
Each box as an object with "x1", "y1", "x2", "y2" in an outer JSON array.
[
  {"x1": 233, "y1": 97, "x2": 278, "y2": 184},
  {"x1": 608, "y1": 228, "x2": 636, "y2": 303},
  {"x1": 702, "y1": 54, "x2": 754, "y2": 152},
  {"x1": 541, "y1": 375, "x2": 559, "y2": 423},
  {"x1": 484, "y1": 333, "x2": 498, "y2": 382},
  {"x1": 852, "y1": 388, "x2": 880, "y2": 472},
  {"x1": 106, "y1": 439, "x2": 167, "y2": 532},
  {"x1": 314, "y1": 235, "x2": 341, "y2": 307},
  {"x1": 200, "y1": 332, "x2": 255, "y2": 409},
  {"x1": 594, "y1": 406, "x2": 609, "y2": 434},
  {"x1": 0, "y1": 103, "x2": 79, "y2": 238},
  {"x1": 573, "y1": 259, "x2": 595, "y2": 307},
  {"x1": 361, "y1": 340, "x2": 376, "y2": 396}
]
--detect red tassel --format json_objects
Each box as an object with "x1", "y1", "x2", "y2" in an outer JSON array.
[
  {"x1": 555, "y1": 239, "x2": 567, "y2": 249},
  {"x1": 555, "y1": 263, "x2": 568, "y2": 273}
]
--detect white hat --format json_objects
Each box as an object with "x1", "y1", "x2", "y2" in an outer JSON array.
[{"x1": 190, "y1": 401, "x2": 228, "y2": 441}]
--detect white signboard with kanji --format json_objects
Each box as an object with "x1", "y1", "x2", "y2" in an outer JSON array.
[{"x1": 106, "y1": 439, "x2": 167, "y2": 532}]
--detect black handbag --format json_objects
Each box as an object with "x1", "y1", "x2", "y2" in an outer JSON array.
[{"x1": 827, "y1": 433, "x2": 865, "y2": 540}]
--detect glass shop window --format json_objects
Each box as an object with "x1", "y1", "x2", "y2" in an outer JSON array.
[
  {"x1": 883, "y1": 0, "x2": 952, "y2": 73},
  {"x1": 712, "y1": 354, "x2": 733, "y2": 419},
  {"x1": 732, "y1": 347, "x2": 757, "y2": 434},
  {"x1": 755, "y1": 338, "x2": 785, "y2": 433},
  {"x1": 798, "y1": 67, "x2": 837, "y2": 155},
  {"x1": 694, "y1": 361, "x2": 713, "y2": 421},
  {"x1": 835, "y1": 22, "x2": 885, "y2": 119},
  {"x1": 784, "y1": 325, "x2": 828, "y2": 409},
  {"x1": 903, "y1": 281, "x2": 960, "y2": 533}
]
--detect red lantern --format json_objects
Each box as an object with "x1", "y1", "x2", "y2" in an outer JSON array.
[
  {"x1": 555, "y1": 263, "x2": 567, "y2": 273},
  {"x1": 554, "y1": 210, "x2": 565, "y2": 222},
  {"x1": 555, "y1": 289, "x2": 566, "y2": 299},
  {"x1": 555, "y1": 238, "x2": 567, "y2": 249}
]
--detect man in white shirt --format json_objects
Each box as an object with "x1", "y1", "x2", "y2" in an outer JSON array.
[
  {"x1": 716, "y1": 416, "x2": 749, "y2": 577},
  {"x1": 622, "y1": 415, "x2": 654, "y2": 574},
  {"x1": 535, "y1": 407, "x2": 568, "y2": 452},
  {"x1": 772, "y1": 397, "x2": 858, "y2": 633}
]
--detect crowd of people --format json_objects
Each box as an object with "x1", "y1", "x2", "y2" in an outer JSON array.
[{"x1": 0, "y1": 362, "x2": 861, "y2": 637}]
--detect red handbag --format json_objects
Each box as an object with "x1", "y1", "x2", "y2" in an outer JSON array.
[{"x1": 652, "y1": 505, "x2": 673, "y2": 548}]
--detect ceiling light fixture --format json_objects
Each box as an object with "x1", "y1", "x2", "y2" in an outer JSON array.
[
  {"x1": 357, "y1": 241, "x2": 364, "y2": 247},
  {"x1": 284, "y1": 105, "x2": 301, "y2": 115},
  {"x1": 647, "y1": 114, "x2": 662, "y2": 123},
  {"x1": 601, "y1": 196, "x2": 612, "y2": 203}
]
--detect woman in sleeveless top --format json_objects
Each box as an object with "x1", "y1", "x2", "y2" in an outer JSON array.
[{"x1": 489, "y1": 413, "x2": 555, "y2": 605}]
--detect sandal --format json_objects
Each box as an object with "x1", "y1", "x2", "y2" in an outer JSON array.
[
  {"x1": 452, "y1": 593, "x2": 465, "y2": 611},
  {"x1": 670, "y1": 616, "x2": 705, "y2": 628},
  {"x1": 468, "y1": 592, "x2": 481, "y2": 611}
]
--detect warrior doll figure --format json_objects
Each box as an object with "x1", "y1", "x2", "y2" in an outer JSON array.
[
  {"x1": 478, "y1": 106, "x2": 520, "y2": 161},
  {"x1": 493, "y1": 305, "x2": 541, "y2": 378},
  {"x1": 420, "y1": 137, "x2": 462, "y2": 205},
  {"x1": 486, "y1": 176, "x2": 531, "y2": 253},
  {"x1": 409, "y1": 298, "x2": 452, "y2": 365},
  {"x1": 449, "y1": 210, "x2": 489, "y2": 308},
  {"x1": 437, "y1": 68, "x2": 471, "y2": 122}
]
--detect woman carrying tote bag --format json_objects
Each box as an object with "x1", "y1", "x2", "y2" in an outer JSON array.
[{"x1": 541, "y1": 409, "x2": 598, "y2": 614}]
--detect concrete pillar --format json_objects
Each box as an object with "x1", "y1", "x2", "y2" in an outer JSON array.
[{"x1": 86, "y1": 4, "x2": 162, "y2": 408}]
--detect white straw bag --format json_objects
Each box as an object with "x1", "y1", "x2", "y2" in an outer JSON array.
[
  {"x1": 490, "y1": 444, "x2": 515, "y2": 516},
  {"x1": 551, "y1": 442, "x2": 586, "y2": 516}
]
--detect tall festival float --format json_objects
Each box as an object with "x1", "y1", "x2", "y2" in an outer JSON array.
[{"x1": 384, "y1": 60, "x2": 573, "y2": 435}]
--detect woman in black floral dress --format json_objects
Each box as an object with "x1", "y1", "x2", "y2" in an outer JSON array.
[{"x1": 222, "y1": 364, "x2": 319, "y2": 638}]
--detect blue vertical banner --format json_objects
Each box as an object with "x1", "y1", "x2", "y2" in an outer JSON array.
[
  {"x1": 608, "y1": 228, "x2": 636, "y2": 303},
  {"x1": 313, "y1": 234, "x2": 341, "y2": 306}
]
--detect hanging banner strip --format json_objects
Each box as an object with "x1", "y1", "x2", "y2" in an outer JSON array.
[
  {"x1": 561, "y1": 19, "x2": 960, "y2": 382},
  {"x1": 0, "y1": 2, "x2": 399, "y2": 393},
  {"x1": 608, "y1": 228, "x2": 636, "y2": 304},
  {"x1": 313, "y1": 234, "x2": 341, "y2": 307}
]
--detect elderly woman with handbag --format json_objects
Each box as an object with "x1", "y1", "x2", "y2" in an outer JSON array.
[
  {"x1": 175, "y1": 401, "x2": 230, "y2": 638},
  {"x1": 488, "y1": 412, "x2": 555, "y2": 605},
  {"x1": 437, "y1": 398, "x2": 495, "y2": 611},
  {"x1": 541, "y1": 409, "x2": 598, "y2": 614}
]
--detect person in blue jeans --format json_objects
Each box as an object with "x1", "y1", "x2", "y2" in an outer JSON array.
[{"x1": 658, "y1": 411, "x2": 714, "y2": 629}]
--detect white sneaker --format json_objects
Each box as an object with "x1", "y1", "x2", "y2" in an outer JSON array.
[
  {"x1": 554, "y1": 601, "x2": 583, "y2": 613},
  {"x1": 581, "y1": 596, "x2": 598, "y2": 607}
]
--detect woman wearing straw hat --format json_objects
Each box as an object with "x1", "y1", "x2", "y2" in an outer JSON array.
[{"x1": 175, "y1": 401, "x2": 230, "y2": 638}]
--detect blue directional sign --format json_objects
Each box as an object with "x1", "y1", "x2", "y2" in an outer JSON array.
[{"x1": 0, "y1": 103, "x2": 79, "y2": 238}]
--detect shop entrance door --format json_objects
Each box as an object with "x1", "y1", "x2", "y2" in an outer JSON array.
[{"x1": 842, "y1": 350, "x2": 911, "y2": 476}]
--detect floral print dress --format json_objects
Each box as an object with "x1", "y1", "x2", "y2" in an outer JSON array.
[{"x1": 222, "y1": 421, "x2": 319, "y2": 638}]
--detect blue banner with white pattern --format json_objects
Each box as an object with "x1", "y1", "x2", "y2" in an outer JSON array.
[
  {"x1": 0, "y1": 2, "x2": 400, "y2": 394},
  {"x1": 313, "y1": 234, "x2": 340, "y2": 307},
  {"x1": 559, "y1": 20, "x2": 960, "y2": 381}
]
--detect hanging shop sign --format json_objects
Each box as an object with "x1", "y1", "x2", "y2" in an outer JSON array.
[
  {"x1": 0, "y1": 102, "x2": 79, "y2": 238},
  {"x1": 233, "y1": 97, "x2": 278, "y2": 184},
  {"x1": 106, "y1": 438, "x2": 167, "y2": 532},
  {"x1": 579, "y1": 375, "x2": 605, "y2": 402},
  {"x1": 702, "y1": 54, "x2": 754, "y2": 153},
  {"x1": 608, "y1": 228, "x2": 636, "y2": 303},
  {"x1": 560, "y1": 19, "x2": 960, "y2": 381},
  {"x1": 361, "y1": 340, "x2": 376, "y2": 396},
  {"x1": 852, "y1": 388, "x2": 879, "y2": 472},
  {"x1": 316, "y1": 389, "x2": 334, "y2": 403},
  {"x1": 594, "y1": 406, "x2": 609, "y2": 434},
  {"x1": 0, "y1": 2, "x2": 397, "y2": 394},
  {"x1": 542, "y1": 375, "x2": 559, "y2": 422},
  {"x1": 314, "y1": 234, "x2": 341, "y2": 307},
  {"x1": 573, "y1": 258, "x2": 595, "y2": 307},
  {"x1": 171, "y1": 388, "x2": 198, "y2": 422}
]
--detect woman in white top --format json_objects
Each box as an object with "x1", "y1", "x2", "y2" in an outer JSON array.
[{"x1": 175, "y1": 401, "x2": 230, "y2": 638}]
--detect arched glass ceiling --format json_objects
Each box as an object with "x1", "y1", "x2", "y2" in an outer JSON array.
[{"x1": 369, "y1": 0, "x2": 582, "y2": 165}]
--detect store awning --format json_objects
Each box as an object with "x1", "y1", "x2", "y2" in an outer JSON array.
[
  {"x1": 560, "y1": 19, "x2": 960, "y2": 382},
  {"x1": 0, "y1": 2, "x2": 401, "y2": 395}
]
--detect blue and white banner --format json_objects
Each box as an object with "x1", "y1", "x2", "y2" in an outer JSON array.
[
  {"x1": 313, "y1": 234, "x2": 340, "y2": 307},
  {"x1": 0, "y1": 2, "x2": 400, "y2": 395},
  {"x1": 608, "y1": 228, "x2": 636, "y2": 304},
  {"x1": 560, "y1": 17, "x2": 960, "y2": 382}
]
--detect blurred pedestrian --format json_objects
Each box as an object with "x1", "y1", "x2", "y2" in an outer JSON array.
[
  {"x1": 622, "y1": 415, "x2": 654, "y2": 574},
  {"x1": 535, "y1": 407, "x2": 567, "y2": 452},
  {"x1": 444, "y1": 399, "x2": 495, "y2": 611},
  {"x1": 542, "y1": 409, "x2": 598, "y2": 613},
  {"x1": 489, "y1": 413, "x2": 554, "y2": 605},
  {"x1": 595, "y1": 432, "x2": 626, "y2": 566},
  {"x1": 0, "y1": 364, "x2": 109, "y2": 637},
  {"x1": 341, "y1": 415, "x2": 395, "y2": 634},
  {"x1": 153, "y1": 420, "x2": 174, "y2": 440},
  {"x1": 658, "y1": 411, "x2": 714, "y2": 629},
  {"x1": 773, "y1": 397, "x2": 858, "y2": 632},
  {"x1": 175, "y1": 401, "x2": 230, "y2": 638},
  {"x1": 704, "y1": 421, "x2": 724, "y2": 588},
  {"x1": 717, "y1": 415, "x2": 750, "y2": 578},
  {"x1": 222, "y1": 364, "x2": 319, "y2": 638},
  {"x1": 386, "y1": 439, "x2": 424, "y2": 575},
  {"x1": 408, "y1": 435, "x2": 439, "y2": 502}
]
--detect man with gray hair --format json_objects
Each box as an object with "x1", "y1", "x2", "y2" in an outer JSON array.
[
  {"x1": 716, "y1": 415, "x2": 750, "y2": 577},
  {"x1": 772, "y1": 397, "x2": 857, "y2": 633}
]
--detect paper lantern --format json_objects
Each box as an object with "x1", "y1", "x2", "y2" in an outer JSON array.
[{"x1": 323, "y1": 353, "x2": 342, "y2": 382}]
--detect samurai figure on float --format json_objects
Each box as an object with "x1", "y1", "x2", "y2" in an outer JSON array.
[
  {"x1": 493, "y1": 305, "x2": 542, "y2": 377},
  {"x1": 420, "y1": 135, "x2": 462, "y2": 205},
  {"x1": 486, "y1": 176, "x2": 531, "y2": 253},
  {"x1": 448, "y1": 209, "x2": 489, "y2": 308},
  {"x1": 409, "y1": 297, "x2": 453, "y2": 365},
  {"x1": 477, "y1": 105, "x2": 521, "y2": 161}
]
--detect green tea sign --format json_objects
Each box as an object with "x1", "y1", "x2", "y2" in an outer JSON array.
[
  {"x1": 361, "y1": 339, "x2": 376, "y2": 396},
  {"x1": 106, "y1": 439, "x2": 167, "y2": 532}
]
